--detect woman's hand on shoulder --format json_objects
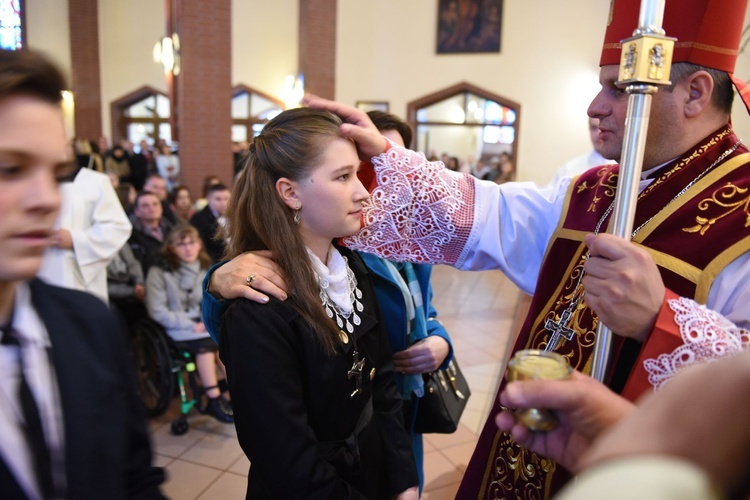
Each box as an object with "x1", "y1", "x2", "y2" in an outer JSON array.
[
  {"x1": 208, "y1": 250, "x2": 288, "y2": 303},
  {"x1": 393, "y1": 336, "x2": 450, "y2": 374}
]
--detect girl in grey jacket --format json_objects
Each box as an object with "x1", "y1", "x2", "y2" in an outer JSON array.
[{"x1": 145, "y1": 223, "x2": 233, "y2": 423}]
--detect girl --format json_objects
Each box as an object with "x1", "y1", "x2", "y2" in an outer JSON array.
[
  {"x1": 169, "y1": 185, "x2": 195, "y2": 222},
  {"x1": 220, "y1": 108, "x2": 419, "y2": 499},
  {"x1": 146, "y1": 224, "x2": 232, "y2": 423}
]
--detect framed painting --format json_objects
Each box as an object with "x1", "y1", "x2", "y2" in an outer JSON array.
[
  {"x1": 356, "y1": 101, "x2": 389, "y2": 113},
  {"x1": 437, "y1": 0, "x2": 503, "y2": 54}
]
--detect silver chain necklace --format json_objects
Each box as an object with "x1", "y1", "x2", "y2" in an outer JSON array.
[{"x1": 543, "y1": 139, "x2": 743, "y2": 352}]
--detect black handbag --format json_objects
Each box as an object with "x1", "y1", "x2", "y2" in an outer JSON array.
[{"x1": 413, "y1": 358, "x2": 471, "y2": 434}]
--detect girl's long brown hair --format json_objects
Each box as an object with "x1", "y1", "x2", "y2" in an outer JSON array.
[{"x1": 224, "y1": 108, "x2": 346, "y2": 355}]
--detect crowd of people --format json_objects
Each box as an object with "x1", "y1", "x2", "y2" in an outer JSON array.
[{"x1": 425, "y1": 150, "x2": 515, "y2": 183}]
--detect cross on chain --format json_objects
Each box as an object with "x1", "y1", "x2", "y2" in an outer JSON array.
[
  {"x1": 544, "y1": 309, "x2": 576, "y2": 352},
  {"x1": 347, "y1": 350, "x2": 366, "y2": 398}
]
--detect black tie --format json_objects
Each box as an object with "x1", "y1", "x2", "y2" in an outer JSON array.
[{"x1": 1, "y1": 324, "x2": 54, "y2": 499}]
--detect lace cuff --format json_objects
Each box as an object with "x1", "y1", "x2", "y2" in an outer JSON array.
[
  {"x1": 644, "y1": 297, "x2": 750, "y2": 390},
  {"x1": 343, "y1": 147, "x2": 476, "y2": 265}
]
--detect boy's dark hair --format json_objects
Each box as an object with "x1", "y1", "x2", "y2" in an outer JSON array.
[
  {"x1": 206, "y1": 183, "x2": 229, "y2": 196},
  {"x1": 134, "y1": 190, "x2": 160, "y2": 209},
  {"x1": 367, "y1": 110, "x2": 413, "y2": 148},
  {"x1": 0, "y1": 49, "x2": 66, "y2": 104}
]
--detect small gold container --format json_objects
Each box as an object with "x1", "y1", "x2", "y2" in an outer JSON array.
[{"x1": 506, "y1": 349, "x2": 572, "y2": 431}]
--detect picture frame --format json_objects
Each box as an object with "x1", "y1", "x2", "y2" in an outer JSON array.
[
  {"x1": 356, "y1": 101, "x2": 389, "y2": 113},
  {"x1": 437, "y1": 0, "x2": 503, "y2": 54}
]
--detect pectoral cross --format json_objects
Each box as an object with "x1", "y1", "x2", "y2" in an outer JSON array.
[
  {"x1": 544, "y1": 309, "x2": 576, "y2": 352},
  {"x1": 347, "y1": 350, "x2": 366, "y2": 398}
]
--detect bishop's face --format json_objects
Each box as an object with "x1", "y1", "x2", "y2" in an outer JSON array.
[{"x1": 587, "y1": 64, "x2": 683, "y2": 169}]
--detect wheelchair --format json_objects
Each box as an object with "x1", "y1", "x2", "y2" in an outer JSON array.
[{"x1": 129, "y1": 317, "x2": 204, "y2": 435}]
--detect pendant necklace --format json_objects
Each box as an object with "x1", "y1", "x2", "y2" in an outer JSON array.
[
  {"x1": 318, "y1": 256, "x2": 364, "y2": 335},
  {"x1": 543, "y1": 139, "x2": 743, "y2": 352},
  {"x1": 316, "y1": 255, "x2": 366, "y2": 398}
]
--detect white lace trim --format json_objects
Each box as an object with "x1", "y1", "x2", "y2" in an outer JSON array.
[
  {"x1": 343, "y1": 145, "x2": 476, "y2": 265},
  {"x1": 644, "y1": 297, "x2": 750, "y2": 390}
]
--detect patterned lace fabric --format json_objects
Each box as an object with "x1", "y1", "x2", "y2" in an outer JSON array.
[
  {"x1": 343, "y1": 146, "x2": 477, "y2": 265},
  {"x1": 644, "y1": 297, "x2": 750, "y2": 390}
]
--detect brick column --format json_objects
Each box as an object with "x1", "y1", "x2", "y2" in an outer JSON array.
[
  {"x1": 298, "y1": 0, "x2": 337, "y2": 99},
  {"x1": 176, "y1": 0, "x2": 233, "y2": 191},
  {"x1": 68, "y1": 0, "x2": 103, "y2": 142}
]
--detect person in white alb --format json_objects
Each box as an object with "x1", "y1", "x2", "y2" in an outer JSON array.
[{"x1": 37, "y1": 163, "x2": 132, "y2": 303}]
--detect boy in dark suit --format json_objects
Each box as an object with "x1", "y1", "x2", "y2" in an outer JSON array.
[
  {"x1": 0, "y1": 49, "x2": 164, "y2": 499},
  {"x1": 190, "y1": 183, "x2": 230, "y2": 262}
]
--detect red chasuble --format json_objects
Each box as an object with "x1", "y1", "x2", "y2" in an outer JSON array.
[{"x1": 457, "y1": 126, "x2": 750, "y2": 499}]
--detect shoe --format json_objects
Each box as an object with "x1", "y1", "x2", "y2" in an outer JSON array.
[{"x1": 205, "y1": 395, "x2": 234, "y2": 423}]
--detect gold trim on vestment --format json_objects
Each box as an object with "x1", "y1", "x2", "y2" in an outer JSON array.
[
  {"x1": 697, "y1": 237, "x2": 750, "y2": 303},
  {"x1": 641, "y1": 246, "x2": 701, "y2": 284},
  {"x1": 632, "y1": 153, "x2": 750, "y2": 241}
]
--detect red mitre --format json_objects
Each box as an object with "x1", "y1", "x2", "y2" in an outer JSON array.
[{"x1": 600, "y1": 0, "x2": 750, "y2": 113}]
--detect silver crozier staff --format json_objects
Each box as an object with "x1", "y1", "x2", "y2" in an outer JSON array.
[{"x1": 590, "y1": 0, "x2": 675, "y2": 382}]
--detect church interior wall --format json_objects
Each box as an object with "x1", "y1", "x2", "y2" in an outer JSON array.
[{"x1": 23, "y1": 1, "x2": 750, "y2": 185}]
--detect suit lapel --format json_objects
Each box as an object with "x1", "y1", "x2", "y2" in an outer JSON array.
[{"x1": 28, "y1": 280, "x2": 94, "y2": 495}]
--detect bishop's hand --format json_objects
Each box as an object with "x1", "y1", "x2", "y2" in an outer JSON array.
[
  {"x1": 582, "y1": 233, "x2": 665, "y2": 342},
  {"x1": 302, "y1": 94, "x2": 389, "y2": 160}
]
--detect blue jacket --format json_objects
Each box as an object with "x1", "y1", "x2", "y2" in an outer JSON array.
[{"x1": 359, "y1": 254, "x2": 453, "y2": 390}]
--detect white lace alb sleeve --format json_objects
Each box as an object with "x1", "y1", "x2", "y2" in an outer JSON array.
[
  {"x1": 644, "y1": 297, "x2": 750, "y2": 391},
  {"x1": 343, "y1": 146, "x2": 477, "y2": 265}
]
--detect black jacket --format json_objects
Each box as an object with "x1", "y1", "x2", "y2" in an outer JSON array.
[
  {"x1": 220, "y1": 249, "x2": 418, "y2": 499},
  {"x1": 189, "y1": 206, "x2": 226, "y2": 263},
  {"x1": 0, "y1": 280, "x2": 165, "y2": 499}
]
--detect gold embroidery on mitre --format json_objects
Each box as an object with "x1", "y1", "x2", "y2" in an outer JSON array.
[{"x1": 683, "y1": 182, "x2": 750, "y2": 235}]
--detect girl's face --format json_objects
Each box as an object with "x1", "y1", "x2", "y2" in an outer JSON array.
[
  {"x1": 174, "y1": 189, "x2": 191, "y2": 210},
  {"x1": 293, "y1": 138, "x2": 369, "y2": 251},
  {"x1": 171, "y1": 236, "x2": 202, "y2": 264}
]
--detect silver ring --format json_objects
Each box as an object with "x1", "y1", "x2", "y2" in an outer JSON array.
[{"x1": 246, "y1": 274, "x2": 257, "y2": 286}]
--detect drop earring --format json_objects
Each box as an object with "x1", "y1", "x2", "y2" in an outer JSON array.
[{"x1": 294, "y1": 201, "x2": 301, "y2": 225}]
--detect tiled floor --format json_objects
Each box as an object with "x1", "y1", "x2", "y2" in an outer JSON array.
[{"x1": 148, "y1": 265, "x2": 522, "y2": 499}]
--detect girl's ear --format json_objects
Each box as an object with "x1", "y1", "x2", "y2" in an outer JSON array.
[{"x1": 276, "y1": 177, "x2": 299, "y2": 210}]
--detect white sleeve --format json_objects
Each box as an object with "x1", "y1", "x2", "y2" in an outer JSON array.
[
  {"x1": 554, "y1": 457, "x2": 721, "y2": 500},
  {"x1": 344, "y1": 146, "x2": 568, "y2": 294},
  {"x1": 69, "y1": 169, "x2": 133, "y2": 287}
]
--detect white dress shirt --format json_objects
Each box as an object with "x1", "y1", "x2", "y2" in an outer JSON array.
[{"x1": 0, "y1": 282, "x2": 66, "y2": 498}]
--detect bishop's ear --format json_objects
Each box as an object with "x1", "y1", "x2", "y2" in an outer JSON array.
[{"x1": 683, "y1": 70, "x2": 714, "y2": 117}]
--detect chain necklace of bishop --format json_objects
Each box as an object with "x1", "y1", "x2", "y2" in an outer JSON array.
[{"x1": 543, "y1": 139, "x2": 743, "y2": 352}]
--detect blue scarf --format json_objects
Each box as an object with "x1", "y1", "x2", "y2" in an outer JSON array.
[{"x1": 385, "y1": 261, "x2": 428, "y2": 400}]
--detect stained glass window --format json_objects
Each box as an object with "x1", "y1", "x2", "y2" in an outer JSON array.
[{"x1": 0, "y1": 0, "x2": 23, "y2": 50}]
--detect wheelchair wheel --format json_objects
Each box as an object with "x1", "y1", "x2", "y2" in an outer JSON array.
[
  {"x1": 171, "y1": 417, "x2": 189, "y2": 436},
  {"x1": 131, "y1": 319, "x2": 174, "y2": 417}
]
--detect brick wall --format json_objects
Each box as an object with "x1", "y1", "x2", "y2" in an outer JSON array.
[
  {"x1": 68, "y1": 0, "x2": 103, "y2": 142},
  {"x1": 298, "y1": 0, "x2": 336, "y2": 99},
  {"x1": 176, "y1": 0, "x2": 233, "y2": 193}
]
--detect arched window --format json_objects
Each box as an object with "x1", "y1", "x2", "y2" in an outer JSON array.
[
  {"x1": 111, "y1": 86, "x2": 171, "y2": 147},
  {"x1": 0, "y1": 0, "x2": 24, "y2": 50},
  {"x1": 231, "y1": 85, "x2": 284, "y2": 142},
  {"x1": 407, "y1": 82, "x2": 520, "y2": 182}
]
